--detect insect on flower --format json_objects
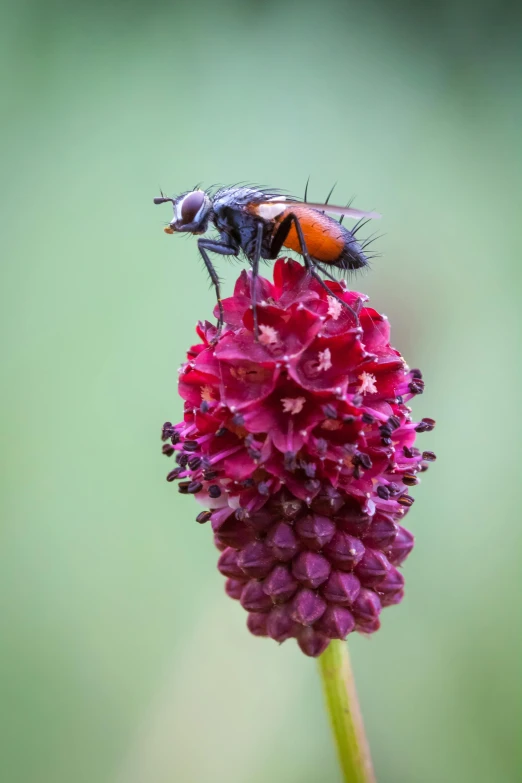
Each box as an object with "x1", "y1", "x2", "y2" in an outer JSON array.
[{"x1": 153, "y1": 184, "x2": 381, "y2": 337}]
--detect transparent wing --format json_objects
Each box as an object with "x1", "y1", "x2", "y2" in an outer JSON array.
[{"x1": 268, "y1": 198, "x2": 381, "y2": 220}]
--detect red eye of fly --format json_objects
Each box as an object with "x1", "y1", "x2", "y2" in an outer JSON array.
[{"x1": 181, "y1": 191, "x2": 205, "y2": 224}]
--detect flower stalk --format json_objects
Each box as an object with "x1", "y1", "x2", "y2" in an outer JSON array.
[{"x1": 318, "y1": 640, "x2": 375, "y2": 783}]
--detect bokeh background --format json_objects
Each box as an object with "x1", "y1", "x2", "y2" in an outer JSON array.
[{"x1": 2, "y1": 1, "x2": 521, "y2": 781}]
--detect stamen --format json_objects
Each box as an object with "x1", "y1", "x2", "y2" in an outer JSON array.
[
  {"x1": 327, "y1": 296, "x2": 342, "y2": 320},
  {"x1": 317, "y1": 348, "x2": 332, "y2": 372},
  {"x1": 281, "y1": 396, "x2": 306, "y2": 415},
  {"x1": 357, "y1": 372, "x2": 378, "y2": 395},
  {"x1": 201, "y1": 384, "x2": 215, "y2": 402},
  {"x1": 258, "y1": 324, "x2": 280, "y2": 345}
]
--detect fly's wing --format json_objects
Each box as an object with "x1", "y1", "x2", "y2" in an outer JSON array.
[{"x1": 269, "y1": 198, "x2": 381, "y2": 220}]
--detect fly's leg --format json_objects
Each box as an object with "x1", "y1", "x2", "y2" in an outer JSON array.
[
  {"x1": 270, "y1": 213, "x2": 358, "y2": 325},
  {"x1": 250, "y1": 222, "x2": 264, "y2": 341},
  {"x1": 197, "y1": 238, "x2": 239, "y2": 340}
]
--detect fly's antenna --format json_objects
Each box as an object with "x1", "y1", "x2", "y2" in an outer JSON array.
[{"x1": 153, "y1": 189, "x2": 174, "y2": 206}]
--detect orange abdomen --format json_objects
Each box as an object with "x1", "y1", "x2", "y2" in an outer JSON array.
[{"x1": 277, "y1": 205, "x2": 346, "y2": 263}]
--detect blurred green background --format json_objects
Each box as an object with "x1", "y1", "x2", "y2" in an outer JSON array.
[{"x1": 1, "y1": 1, "x2": 521, "y2": 781}]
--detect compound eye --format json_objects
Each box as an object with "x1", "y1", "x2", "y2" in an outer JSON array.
[{"x1": 181, "y1": 190, "x2": 205, "y2": 224}]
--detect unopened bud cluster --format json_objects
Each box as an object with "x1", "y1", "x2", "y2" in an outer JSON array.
[{"x1": 161, "y1": 259, "x2": 435, "y2": 656}]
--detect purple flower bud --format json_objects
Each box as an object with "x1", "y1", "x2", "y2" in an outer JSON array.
[
  {"x1": 352, "y1": 587, "x2": 382, "y2": 623},
  {"x1": 240, "y1": 580, "x2": 274, "y2": 612},
  {"x1": 237, "y1": 540, "x2": 275, "y2": 578},
  {"x1": 297, "y1": 627, "x2": 330, "y2": 657},
  {"x1": 262, "y1": 565, "x2": 298, "y2": 603},
  {"x1": 316, "y1": 606, "x2": 356, "y2": 639},
  {"x1": 225, "y1": 578, "x2": 246, "y2": 600},
  {"x1": 385, "y1": 526, "x2": 414, "y2": 565},
  {"x1": 265, "y1": 521, "x2": 299, "y2": 562},
  {"x1": 355, "y1": 616, "x2": 381, "y2": 634},
  {"x1": 380, "y1": 589, "x2": 404, "y2": 607},
  {"x1": 217, "y1": 547, "x2": 244, "y2": 579},
  {"x1": 322, "y1": 571, "x2": 361, "y2": 605},
  {"x1": 292, "y1": 551, "x2": 331, "y2": 588},
  {"x1": 362, "y1": 515, "x2": 398, "y2": 550},
  {"x1": 376, "y1": 566, "x2": 404, "y2": 601},
  {"x1": 310, "y1": 487, "x2": 345, "y2": 515},
  {"x1": 290, "y1": 588, "x2": 327, "y2": 625},
  {"x1": 324, "y1": 531, "x2": 365, "y2": 570},
  {"x1": 266, "y1": 605, "x2": 298, "y2": 642},
  {"x1": 295, "y1": 514, "x2": 336, "y2": 550},
  {"x1": 355, "y1": 548, "x2": 390, "y2": 586},
  {"x1": 247, "y1": 612, "x2": 269, "y2": 637},
  {"x1": 267, "y1": 489, "x2": 304, "y2": 520},
  {"x1": 244, "y1": 508, "x2": 276, "y2": 533}
]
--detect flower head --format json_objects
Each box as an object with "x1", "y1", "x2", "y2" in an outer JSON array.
[{"x1": 162, "y1": 259, "x2": 435, "y2": 656}]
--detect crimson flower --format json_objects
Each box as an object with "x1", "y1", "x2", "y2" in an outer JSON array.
[{"x1": 161, "y1": 259, "x2": 435, "y2": 656}]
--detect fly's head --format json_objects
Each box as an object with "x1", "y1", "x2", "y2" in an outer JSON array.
[{"x1": 154, "y1": 189, "x2": 212, "y2": 235}]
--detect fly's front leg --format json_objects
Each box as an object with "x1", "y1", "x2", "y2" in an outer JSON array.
[
  {"x1": 250, "y1": 222, "x2": 264, "y2": 341},
  {"x1": 270, "y1": 213, "x2": 358, "y2": 325},
  {"x1": 197, "y1": 238, "x2": 238, "y2": 340}
]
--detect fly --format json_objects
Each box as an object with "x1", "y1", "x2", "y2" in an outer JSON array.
[{"x1": 153, "y1": 184, "x2": 380, "y2": 338}]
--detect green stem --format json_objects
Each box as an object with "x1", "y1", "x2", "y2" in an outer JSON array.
[{"x1": 318, "y1": 640, "x2": 376, "y2": 783}]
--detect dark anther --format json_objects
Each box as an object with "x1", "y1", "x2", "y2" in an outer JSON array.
[
  {"x1": 166, "y1": 468, "x2": 182, "y2": 482},
  {"x1": 361, "y1": 412, "x2": 374, "y2": 424},
  {"x1": 382, "y1": 437, "x2": 392, "y2": 446},
  {"x1": 187, "y1": 480, "x2": 203, "y2": 494},
  {"x1": 388, "y1": 415, "x2": 401, "y2": 430},
  {"x1": 162, "y1": 443, "x2": 175, "y2": 457},
  {"x1": 258, "y1": 482, "x2": 270, "y2": 496},
  {"x1": 200, "y1": 401, "x2": 210, "y2": 413},
  {"x1": 240, "y1": 478, "x2": 255, "y2": 488},
  {"x1": 422, "y1": 451, "x2": 437, "y2": 462},
  {"x1": 353, "y1": 465, "x2": 361, "y2": 479},
  {"x1": 352, "y1": 394, "x2": 363, "y2": 407},
  {"x1": 343, "y1": 414, "x2": 355, "y2": 424},
  {"x1": 396, "y1": 395, "x2": 404, "y2": 405},
  {"x1": 208, "y1": 484, "x2": 222, "y2": 499},
  {"x1": 403, "y1": 446, "x2": 414, "y2": 459},
  {"x1": 411, "y1": 369, "x2": 423, "y2": 379},
  {"x1": 284, "y1": 451, "x2": 297, "y2": 472},
  {"x1": 161, "y1": 422, "x2": 175, "y2": 441},
  {"x1": 188, "y1": 456, "x2": 202, "y2": 471},
  {"x1": 353, "y1": 452, "x2": 372, "y2": 470},
  {"x1": 305, "y1": 479, "x2": 321, "y2": 494},
  {"x1": 248, "y1": 447, "x2": 262, "y2": 461},
  {"x1": 409, "y1": 379, "x2": 425, "y2": 395},
  {"x1": 402, "y1": 473, "x2": 419, "y2": 486},
  {"x1": 215, "y1": 427, "x2": 227, "y2": 437},
  {"x1": 232, "y1": 413, "x2": 245, "y2": 427},
  {"x1": 397, "y1": 494, "x2": 415, "y2": 507},
  {"x1": 414, "y1": 418, "x2": 436, "y2": 433},
  {"x1": 376, "y1": 484, "x2": 391, "y2": 500},
  {"x1": 196, "y1": 510, "x2": 212, "y2": 524},
  {"x1": 203, "y1": 469, "x2": 218, "y2": 480},
  {"x1": 300, "y1": 461, "x2": 317, "y2": 478},
  {"x1": 178, "y1": 481, "x2": 191, "y2": 494},
  {"x1": 170, "y1": 431, "x2": 181, "y2": 445},
  {"x1": 419, "y1": 463, "x2": 429, "y2": 472},
  {"x1": 176, "y1": 453, "x2": 189, "y2": 467},
  {"x1": 322, "y1": 404, "x2": 337, "y2": 419},
  {"x1": 315, "y1": 438, "x2": 328, "y2": 457},
  {"x1": 183, "y1": 440, "x2": 199, "y2": 452},
  {"x1": 388, "y1": 482, "x2": 401, "y2": 495}
]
